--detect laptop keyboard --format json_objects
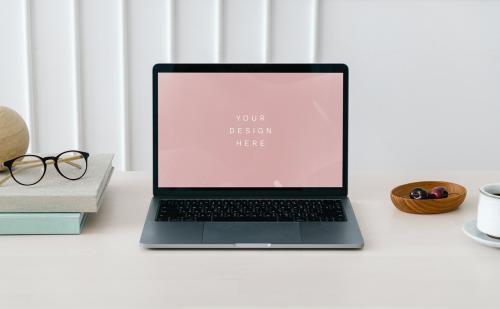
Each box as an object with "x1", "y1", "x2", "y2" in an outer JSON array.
[{"x1": 156, "y1": 199, "x2": 347, "y2": 222}]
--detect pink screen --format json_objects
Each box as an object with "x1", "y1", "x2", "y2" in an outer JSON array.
[{"x1": 158, "y1": 73, "x2": 343, "y2": 187}]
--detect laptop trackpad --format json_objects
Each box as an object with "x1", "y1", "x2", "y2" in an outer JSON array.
[{"x1": 203, "y1": 222, "x2": 301, "y2": 244}]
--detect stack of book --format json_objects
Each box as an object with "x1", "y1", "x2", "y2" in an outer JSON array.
[{"x1": 0, "y1": 154, "x2": 114, "y2": 235}]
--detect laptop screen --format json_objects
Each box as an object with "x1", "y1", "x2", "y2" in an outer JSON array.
[{"x1": 157, "y1": 72, "x2": 343, "y2": 188}]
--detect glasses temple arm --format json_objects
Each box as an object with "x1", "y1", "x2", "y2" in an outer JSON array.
[
  {"x1": 11, "y1": 156, "x2": 83, "y2": 169},
  {"x1": 57, "y1": 156, "x2": 83, "y2": 169}
]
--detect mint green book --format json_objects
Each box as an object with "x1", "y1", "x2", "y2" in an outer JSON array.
[{"x1": 0, "y1": 212, "x2": 87, "y2": 235}]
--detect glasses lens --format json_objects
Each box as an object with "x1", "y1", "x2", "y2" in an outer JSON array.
[
  {"x1": 10, "y1": 155, "x2": 45, "y2": 185},
  {"x1": 57, "y1": 152, "x2": 87, "y2": 180}
]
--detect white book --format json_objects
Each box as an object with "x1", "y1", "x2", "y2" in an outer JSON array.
[{"x1": 0, "y1": 154, "x2": 114, "y2": 213}]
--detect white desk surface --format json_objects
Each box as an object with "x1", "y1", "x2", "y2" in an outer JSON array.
[{"x1": 1, "y1": 171, "x2": 499, "y2": 308}]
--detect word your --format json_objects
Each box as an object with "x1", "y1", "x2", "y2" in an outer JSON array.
[
  {"x1": 236, "y1": 114, "x2": 265, "y2": 122},
  {"x1": 228, "y1": 114, "x2": 272, "y2": 148}
]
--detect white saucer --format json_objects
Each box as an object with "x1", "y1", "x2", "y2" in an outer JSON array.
[{"x1": 463, "y1": 219, "x2": 500, "y2": 248}]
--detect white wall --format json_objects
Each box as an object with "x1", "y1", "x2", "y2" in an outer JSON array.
[{"x1": 1, "y1": 0, "x2": 499, "y2": 172}]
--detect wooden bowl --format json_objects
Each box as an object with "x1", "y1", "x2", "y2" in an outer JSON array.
[{"x1": 390, "y1": 181, "x2": 467, "y2": 214}]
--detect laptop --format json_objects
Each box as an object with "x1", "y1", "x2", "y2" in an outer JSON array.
[{"x1": 140, "y1": 63, "x2": 364, "y2": 249}]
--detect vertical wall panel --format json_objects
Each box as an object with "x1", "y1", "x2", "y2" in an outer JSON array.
[
  {"x1": 119, "y1": 0, "x2": 130, "y2": 170},
  {"x1": 263, "y1": 0, "x2": 272, "y2": 62},
  {"x1": 79, "y1": 0, "x2": 124, "y2": 169},
  {"x1": 30, "y1": 0, "x2": 76, "y2": 153},
  {"x1": 310, "y1": 0, "x2": 319, "y2": 62},
  {"x1": 167, "y1": 0, "x2": 175, "y2": 61},
  {"x1": 224, "y1": 0, "x2": 267, "y2": 62},
  {"x1": 70, "y1": 0, "x2": 83, "y2": 150},
  {"x1": 270, "y1": 0, "x2": 315, "y2": 62},
  {"x1": 214, "y1": 0, "x2": 223, "y2": 62},
  {"x1": 176, "y1": 0, "x2": 218, "y2": 62},
  {"x1": 128, "y1": 0, "x2": 169, "y2": 170},
  {"x1": 0, "y1": 1, "x2": 30, "y2": 121},
  {"x1": 23, "y1": 0, "x2": 37, "y2": 152}
]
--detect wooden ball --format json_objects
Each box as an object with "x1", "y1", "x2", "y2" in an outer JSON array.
[{"x1": 0, "y1": 106, "x2": 30, "y2": 172}]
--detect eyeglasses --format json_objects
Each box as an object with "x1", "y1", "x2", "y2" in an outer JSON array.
[{"x1": 0, "y1": 150, "x2": 89, "y2": 186}]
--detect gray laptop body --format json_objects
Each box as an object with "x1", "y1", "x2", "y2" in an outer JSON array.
[{"x1": 140, "y1": 64, "x2": 364, "y2": 249}]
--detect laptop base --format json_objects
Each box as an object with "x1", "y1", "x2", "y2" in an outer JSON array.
[{"x1": 140, "y1": 197, "x2": 364, "y2": 249}]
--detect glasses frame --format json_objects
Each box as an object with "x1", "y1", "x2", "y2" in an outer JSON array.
[{"x1": 1, "y1": 150, "x2": 90, "y2": 186}]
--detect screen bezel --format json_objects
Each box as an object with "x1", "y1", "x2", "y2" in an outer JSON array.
[{"x1": 153, "y1": 63, "x2": 348, "y2": 197}]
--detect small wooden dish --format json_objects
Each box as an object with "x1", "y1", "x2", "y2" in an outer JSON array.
[{"x1": 390, "y1": 181, "x2": 467, "y2": 214}]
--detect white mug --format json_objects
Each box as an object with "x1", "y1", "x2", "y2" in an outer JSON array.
[{"x1": 477, "y1": 183, "x2": 500, "y2": 238}]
